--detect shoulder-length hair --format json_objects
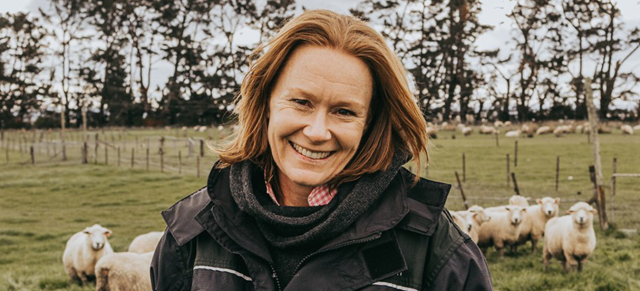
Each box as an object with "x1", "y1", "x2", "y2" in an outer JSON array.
[{"x1": 215, "y1": 9, "x2": 429, "y2": 187}]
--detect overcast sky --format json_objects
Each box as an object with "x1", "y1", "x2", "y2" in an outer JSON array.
[{"x1": 2, "y1": 0, "x2": 640, "y2": 111}]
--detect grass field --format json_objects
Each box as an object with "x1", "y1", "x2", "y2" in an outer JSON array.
[{"x1": 1, "y1": 127, "x2": 639, "y2": 290}]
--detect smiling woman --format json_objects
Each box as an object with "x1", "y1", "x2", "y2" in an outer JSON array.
[{"x1": 151, "y1": 9, "x2": 492, "y2": 291}]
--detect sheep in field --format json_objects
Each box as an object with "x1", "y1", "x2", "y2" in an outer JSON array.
[
  {"x1": 477, "y1": 206, "x2": 526, "y2": 258},
  {"x1": 513, "y1": 197, "x2": 560, "y2": 254},
  {"x1": 62, "y1": 224, "x2": 114, "y2": 285},
  {"x1": 95, "y1": 252, "x2": 154, "y2": 291},
  {"x1": 509, "y1": 195, "x2": 529, "y2": 207},
  {"x1": 451, "y1": 211, "x2": 472, "y2": 235},
  {"x1": 505, "y1": 130, "x2": 521, "y2": 138},
  {"x1": 543, "y1": 202, "x2": 597, "y2": 273},
  {"x1": 458, "y1": 207, "x2": 490, "y2": 243},
  {"x1": 479, "y1": 125, "x2": 498, "y2": 135},
  {"x1": 462, "y1": 126, "x2": 473, "y2": 136},
  {"x1": 128, "y1": 231, "x2": 164, "y2": 253},
  {"x1": 536, "y1": 126, "x2": 552, "y2": 135},
  {"x1": 621, "y1": 125, "x2": 634, "y2": 135}
]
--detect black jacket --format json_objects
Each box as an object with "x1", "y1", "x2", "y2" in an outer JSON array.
[{"x1": 151, "y1": 165, "x2": 492, "y2": 290}]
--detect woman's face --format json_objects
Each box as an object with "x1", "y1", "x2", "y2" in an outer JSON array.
[{"x1": 267, "y1": 45, "x2": 373, "y2": 190}]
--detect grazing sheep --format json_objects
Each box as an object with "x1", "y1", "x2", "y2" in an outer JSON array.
[
  {"x1": 536, "y1": 126, "x2": 552, "y2": 135},
  {"x1": 543, "y1": 202, "x2": 597, "y2": 273},
  {"x1": 505, "y1": 130, "x2": 521, "y2": 138},
  {"x1": 479, "y1": 125, "x2": 498, "y2": 135},
  {"x1": 477, "y1": 206, "x2": 526, "y2": 258},
  {"x1": 509, "y1": 195, "x2": 529, "y2": 207},
  {"x1": 95, "y1": 252, "x2": 154, "y2": 291},
  {"x1": 426, "y1": 126, "x2": 438, "y2": 138},
  {"x1": 462, "y1": 127, "x2": 473, "y2": 136},
  {"x1": 514, "y1": 197, "x2": 560, "y2": 254},
  {"x1": 128, "y1": 231, "x2": 163, "y2": 253},
  {"x1": 553, "y1": 125, "x2": 573, "y2": 137},
  {"x1": 621, "y1": 125, "x2": 634, "y2": 135},
  {"x1": 504, "y1": 121, "x2": 512, "y2": 127},
  {"x1": 494, "y1": 121, "x2": 504, "y2": 127},
  {"x1": 62, "y1": 224, "x2": 114, "y2": 286}
]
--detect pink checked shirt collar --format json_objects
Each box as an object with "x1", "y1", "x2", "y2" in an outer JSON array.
[{"x1": 265, "y1": 179, "x2": 337, "y2": 206}]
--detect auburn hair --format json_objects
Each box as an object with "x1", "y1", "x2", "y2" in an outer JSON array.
[{"x1": 214, "y1": 9, "x2": 429, "y2": 188}]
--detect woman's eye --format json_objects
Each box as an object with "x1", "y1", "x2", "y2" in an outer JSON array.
[
  {"x1": 337, "y1": 109, "x2": 355, "y2": 116},
  {"x1": 292, "y1": 99, "x2": 309, "y2": 106}
]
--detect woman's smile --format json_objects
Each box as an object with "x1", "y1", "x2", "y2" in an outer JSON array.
[{"x1": 289, "y1": 141, "x2": 334, "y2": 160}]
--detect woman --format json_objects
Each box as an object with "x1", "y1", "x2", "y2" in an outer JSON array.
[{"x1": 151, "y1": 10, "x2": 492, "y2": 291}]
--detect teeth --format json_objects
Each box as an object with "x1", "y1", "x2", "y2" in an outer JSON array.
[{"x1": 292, "y1": 142, "x2": 330, "y2": 159}]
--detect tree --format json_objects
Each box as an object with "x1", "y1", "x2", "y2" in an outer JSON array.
[{"x1": 0, "y1": 13, "x2": 50, "y2": 129}]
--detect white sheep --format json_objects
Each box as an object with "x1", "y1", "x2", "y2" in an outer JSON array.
[
  {"x1": 128, "y1": 231, "x2": 164, "y2": 253},
  {"x1": 479, "y1": 125, "x2": 498, "y2": 135},
  {"x1": 621, "y1": 125, "x2": 634, "y2": 135},
  {"x1": 477, "y1": 206, "x2": 526, "y2": 258},
  {"x1": 494, "y1": 121, "x2": 504, "y2": 127},
  {"x1": 505, "y1": 130, "x2": 521, "y2": 138},
  {"x1": 513, "y1": 197, "x2": 560, "y2": 253},
  {"x1": 459, "y1": 206, "x2": 490, "y2": 243},
  {"x1": 62, "y1": 224, "x2": 114, "y2": 285},
  {"x1": 451, "y1": 211, "x2": 472, "y2": 235},
  {"x1": 536, "y1": 126, "x2": 552, "y2": 135},
  {"x1": 509, "y1": 195, "x2": 529, "y2": 207},
  {"x1": 543, "y1": 202, "x2": 597, "y2": 273},
  {"x1": 462, "y1": 127, "x2": 473, "y2": 136},
  {"x1": 95, "y1": 252, "x2": 154, "y2": 291}
]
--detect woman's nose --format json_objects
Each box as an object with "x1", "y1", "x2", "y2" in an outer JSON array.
[{"x1": 303, "y1": 113, "x2": 331, "y2": 142}]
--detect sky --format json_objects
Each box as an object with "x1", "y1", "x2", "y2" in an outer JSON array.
[{"x1": 2, "y1": 0, "x2": 640, "y2": 111}]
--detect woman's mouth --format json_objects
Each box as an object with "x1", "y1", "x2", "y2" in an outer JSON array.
[{"x1": 289, "y1": 141, "x2": 334, "y2": 160}]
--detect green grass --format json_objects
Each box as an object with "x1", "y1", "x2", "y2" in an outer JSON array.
[{"x1": 1, "y1": 127, "x2": 639, "y2": 290}]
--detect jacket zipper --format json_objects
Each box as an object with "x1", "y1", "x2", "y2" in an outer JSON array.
[
  {"x1": 293, "y1": 231, "x2": 383, "y2": 274},
  {"x1": 270, "y1": 263, "x2": 282, "y2": 291}
]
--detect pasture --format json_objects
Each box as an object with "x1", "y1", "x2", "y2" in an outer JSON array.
[{"x1": 1, "y1": 126, "x2": 639, "y2": 290}]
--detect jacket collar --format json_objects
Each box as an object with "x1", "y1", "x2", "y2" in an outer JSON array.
[{"x1": 197, "y1": 162, "x2": 449, "y2": 262}]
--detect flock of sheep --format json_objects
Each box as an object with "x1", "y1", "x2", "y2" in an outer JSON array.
[
  {"x1": 62, "y1": 226, "x2": 163, "y2": 291},
  {"x1": 451, "y1": 195, "x2": 597, "y2": 273},
  {"x1": 426, "y1": 120, "x2": 640, "y2": 138}
]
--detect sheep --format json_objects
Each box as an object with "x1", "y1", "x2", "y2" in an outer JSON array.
[
  {"x1": 621, "y1": 125, "x2": 634, "y2": 135},
  {"x1": 513, "y1": 197, "x2": 560, "y2": 254},
  {"x1": 494, "y1": 121, "x2": 504, "y2": 127},
  {"x1": 505, "y1": 130, "x2": 521, "y2": 138},
  {"x1": 543, "y1": 202, "x2": 597, "y2": 273},
  {"x1": 536, "y1": 126, "x2": 552, "y2": 135},
  {"x1": 509, "y1": 195, "x2": 529, "y2": 207},
  {"x1": 553, "y1": 125, "x2": 573, "y2": 137},
  {"x1": 462, "y1": 126, "x2": 473, "y2": 136},
  {"x1": 95, "y1": 252, "x2": 154, "y2": 291},
  {"x1": 128, "y1": 231, "x2": 164, "y2": 253},
  {"x1": 426, "y1": 126, "x2": 438, "y2": 138},
  {"x1": 62, "y1": 224, "x2": 114, "y2": 286},
  {"x1": 451, "y1": 211, "x2": 472, "y2": 235},
  {"x1": 459, "y1": 206, "x2": 490, "y2": 243},
  {"x1": 477, "y1": 206, "x2": 526, "y2": 258},
  {"x1": 479, "y1": 125, "x2": 498, "y2": 135},
  {"x1": 634, "y1": 124, "x2": 640, "y2": 131}
]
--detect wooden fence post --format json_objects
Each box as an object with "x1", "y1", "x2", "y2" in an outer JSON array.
[
  {"x1": 30, "y1": 146, "x2": 35, "y2": 164},
  {"x1": 105, "y1": 146, "x2": 108, "y2": 165},
  {"x1": 146, "y1": 148, "x2": 149, "y2": 171},
  {"x1": 462, "y1": 153, "x2": 466, "y2": 182},
  {"x1": 506, "y1": 154, "x2": 510, "y2": 187},
  {"x1": 200, "y1": 140, "x2": 204, "y2": 157},
  {"x1": 117, "y1": 147, "x2": 121, "y2": 167},
  {"x1": 83, "y1": 142, "x2": 88, "y2": 164},
  {"x1": 5, "y1": 147, "x2": 8, "y2": 163},
  {"x1": 514, "y1": 140, "x2": 518, "y2": 167},
  {"x1": 131, "y1": 148, "x2": 135, "y2": 168},
  {"x1": 179, "y1": 151, "x2": 182, "y2": 174},
  {"x1": 455, "y1": 171, "x2": 469, "y2": 210},
  {"x1": 585, "y1": 77, "x2": 608, "y2": 230},
  {"x1": 197, "y1": 156, "x2": 200, "y2": 178},
  {"x1": 511, "y1": 172, "x2": 520, "y2": 195}
]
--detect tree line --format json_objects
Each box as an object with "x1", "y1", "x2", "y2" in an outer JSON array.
[{"x1": 1, "y1": 0, "x2": 639, "y2": 129}]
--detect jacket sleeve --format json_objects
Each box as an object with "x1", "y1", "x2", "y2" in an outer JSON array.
[
  {"x1": 150, "y1": 228, "x2": 194, "y2": 291},
  {"x1": 430, "y1": 239, "x2": 493, "y2": 291}
]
